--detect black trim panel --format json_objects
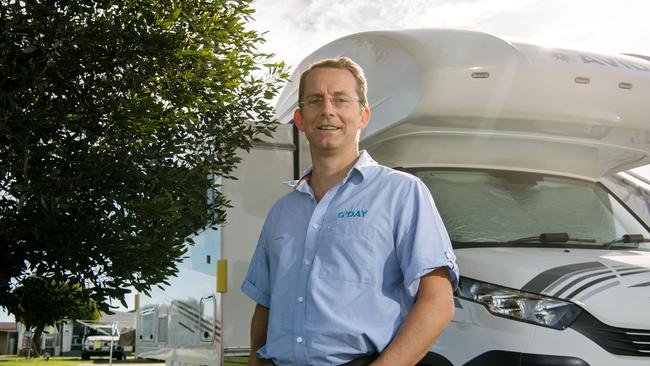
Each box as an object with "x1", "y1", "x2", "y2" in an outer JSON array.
[
  {"x1": 292, "y1": 122, "x2": 300, "y2": 180},
  {"x1": 464, "y1": 350, "x2": 590, "y2": 366},
  {"x1": 570, "y1": 311, "x2": 650, "y2": 357},
  {"x1": 417, "y1": 352, "x2": 453, "y2": 366}
]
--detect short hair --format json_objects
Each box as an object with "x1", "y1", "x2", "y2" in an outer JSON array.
[{"x1": 298, "y1": 57, "x2": 368, "y2": 108}]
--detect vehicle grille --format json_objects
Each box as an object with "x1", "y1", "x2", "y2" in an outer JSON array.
[{"x1": 571, "y1": 311, "x2": 650, "y2": 357}]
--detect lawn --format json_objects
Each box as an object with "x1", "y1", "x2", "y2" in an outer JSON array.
[{"x1": 0, "y1": 356, "x2": 248, "y2": 366}]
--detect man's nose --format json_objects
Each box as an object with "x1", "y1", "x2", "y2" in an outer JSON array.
[{"x1": 321, "y1": 97, "x2": 336, "y2": 114}]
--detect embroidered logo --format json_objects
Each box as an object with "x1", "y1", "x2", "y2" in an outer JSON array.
[{"x1": 336, "y1": 210, "x2": 368, "y2": 219}]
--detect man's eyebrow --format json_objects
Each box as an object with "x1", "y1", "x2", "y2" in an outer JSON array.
[
  {"x1": 305, "y1": 91, "x2": 352, "y2": 98},
  {"x1": 304, "y1": 92, "x2": 324, "y2": 99}
]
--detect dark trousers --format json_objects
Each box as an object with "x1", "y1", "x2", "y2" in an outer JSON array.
[
  {"x1": 271, "y1": 353, "x2": 429, "y2": 365},
  {"x1": 340, "y1": 354, "x2": 378, "y2": 366},
  {"x1": 341, "y1": 353, "x2": 431, "y2": 366}
]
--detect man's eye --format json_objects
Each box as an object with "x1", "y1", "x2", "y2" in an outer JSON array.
[
  {"x1": 306, "y1": 98, "x2": 323, "y2": 106},
  {"x1": 333, "y1": 97, "x2": 350, "y2": 104}
]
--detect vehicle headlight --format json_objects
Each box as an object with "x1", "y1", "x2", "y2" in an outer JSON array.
[{"x1": 456, "y1": 277, "x2": 582, "y2": 330}]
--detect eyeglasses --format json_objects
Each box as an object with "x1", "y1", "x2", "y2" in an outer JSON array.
[{"x1": 300, "y1": 95, "x2": 361, "y2": 110}]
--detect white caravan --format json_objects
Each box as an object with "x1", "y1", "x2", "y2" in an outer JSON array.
[
  {"x1": 137, "y1": 29, "x2": 650, "y2": 366},
  {"x1": 135, "y1": 125, "x2": 296, "y2": 364}
]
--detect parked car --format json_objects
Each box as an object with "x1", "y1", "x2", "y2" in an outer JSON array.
[{"x1": 81, "y1": 334, "x2": 124, "y2": 360}]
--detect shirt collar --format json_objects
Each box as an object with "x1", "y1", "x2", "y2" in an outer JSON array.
[{"x1": 284, "y1": 150, "x2": 378, "y2": 191}]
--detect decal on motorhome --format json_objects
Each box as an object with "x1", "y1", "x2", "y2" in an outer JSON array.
[
  {"x1": 579, "y1": 54, "x2": 650, "y2": 71},
  {"x1": 549, "y1": 50, "x2": 650, "y2": 71},
  {"x1": 523, "y1": 262, "x2": 650, "y2": 301},
  {"x1": 521, "y1": 262, "x2": 605, "y2": 293}
]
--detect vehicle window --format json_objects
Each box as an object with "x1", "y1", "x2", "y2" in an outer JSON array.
[
  {"x1": 411, "y1": 169, "x2": 650, "y2": 246},
  {"x1": 199, "y1": 296, "x2": 215, "y2": 342},
  {"x1": 139, "y1": 308, "x2": 156, "y2": 343}
]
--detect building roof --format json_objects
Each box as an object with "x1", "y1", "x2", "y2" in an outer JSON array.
[
  {"x1": 76, "y1": 311, "x2": 136, "y2": 331},
  {"x1": 0, "y1": 322, "x2": 17, "y2": 332}
]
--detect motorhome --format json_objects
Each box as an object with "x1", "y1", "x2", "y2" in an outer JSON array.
[{"x1": 136, "y1": 29, "x2": 650, "y2": 366}]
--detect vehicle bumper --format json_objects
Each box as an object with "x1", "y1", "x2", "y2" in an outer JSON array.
[{"x1": 431, "y1": 299, "x2": 649, "y2": 366}]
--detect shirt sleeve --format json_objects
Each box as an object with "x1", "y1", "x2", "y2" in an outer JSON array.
[
  {"x1": 396, "y1": 178, "x2": 459, "y2": 299},
  {"x1": 240, "y1": 215, "x2": 272, "y2": 308}
]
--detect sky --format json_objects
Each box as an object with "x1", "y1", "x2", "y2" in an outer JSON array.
[
  {"x1": 3, "y1": 0, "x2": 650, "y2": 323},
  {"x1": 249, "y1": 0, "x2": 650, "y2": 74}
]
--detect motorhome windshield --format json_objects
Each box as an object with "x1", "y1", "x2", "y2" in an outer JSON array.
[{"x1": 410, "y1": 169, "x2": 650, "y2": 248}]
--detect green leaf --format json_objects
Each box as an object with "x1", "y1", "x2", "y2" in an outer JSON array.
[
  {"x1": 1, "y1": 0, "x2": 288, "y2": 326},
  {"x1": 172, "y1": 8, "x2": 182, "y2": 21}
]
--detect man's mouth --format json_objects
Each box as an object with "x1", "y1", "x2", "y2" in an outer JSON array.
[{"x1": 318, "y1": 125, "x2": 340, "y2": 130}]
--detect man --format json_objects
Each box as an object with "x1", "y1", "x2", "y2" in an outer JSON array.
[{"x1": 241, "y1": 57, "x2": 458, "y2": 366}]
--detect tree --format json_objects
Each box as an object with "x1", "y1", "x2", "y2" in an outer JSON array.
[
  {"x1": 5, "y1": 276, "x2": 101, "y2": 357},
  {"x1": 0, "y1": 0, "x2": 288, "y2": 321}
]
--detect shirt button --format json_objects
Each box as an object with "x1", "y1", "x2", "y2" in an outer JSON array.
[
  {"x1": 296, "y1": 337, "x2": 303, "y2": 344},
  {"x1": 298, "y1": 296, "x2": 304, "y2": 303},
  {"x1": 312, "y1": 223, "x2": 320, "y2": 229},
  {"x1": 304, "y1": 259, "x2": 311, "y2": 265}
]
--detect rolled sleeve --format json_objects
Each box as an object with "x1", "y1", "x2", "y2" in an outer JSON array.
[
  {"x1": 240, "y1": 222, "x2": 271, "y2": 307},
  {"x1": 397, "y1": 179, "x2": 459, "y2": 299}
]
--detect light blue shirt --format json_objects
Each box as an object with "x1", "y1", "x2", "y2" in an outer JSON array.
[{"x1": 241, "y1": 151, "x2": 458, "y2": 366}]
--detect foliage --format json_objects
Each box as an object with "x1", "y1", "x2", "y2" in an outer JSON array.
[
  {"x1": 0, "y1": 0, "x2": 288, "y2": 318},
  {"x1": 5, "y1": 277, "x2": 100, "y2": 356}
]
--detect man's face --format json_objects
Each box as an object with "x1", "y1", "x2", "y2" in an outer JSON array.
[{"x1": 294, "y1": 67, "x2": 370, "y2": 157}]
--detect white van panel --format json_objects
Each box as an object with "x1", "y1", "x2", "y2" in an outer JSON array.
[{"x1": 277, "y1": 29, "x2": 650, "y2": 180}]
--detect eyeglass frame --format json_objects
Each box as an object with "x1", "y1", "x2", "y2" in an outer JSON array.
[{"x1": 299, "y1": 94, "x2": 363, "y2": 110}]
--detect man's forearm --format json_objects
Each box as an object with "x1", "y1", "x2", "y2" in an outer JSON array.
[
  {"x1": 372, "y1": 268, "x2": 455, "y2": 366},
  {"x1": 248, "y1": 304, "x2": 273, "y2": 366}
]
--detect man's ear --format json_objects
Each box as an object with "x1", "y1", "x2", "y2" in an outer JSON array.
[
  {"x1": 359, "y1": 105, "x2": 371, "y2": 129},
  {"x1": 294, "y1": 109, "x2": 304, "y2": 131}
]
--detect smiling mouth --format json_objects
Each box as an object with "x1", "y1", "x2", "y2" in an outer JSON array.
[{"x1": 318, "y1": 125, "x2": 340, "y2": 130}]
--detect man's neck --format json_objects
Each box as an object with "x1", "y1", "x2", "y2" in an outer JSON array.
[{"x1": 309, "y1": 149, "x2": 360, "y2": 202}]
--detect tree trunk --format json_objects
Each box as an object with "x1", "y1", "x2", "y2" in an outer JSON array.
[{"x1": 31, "y1": 326, "x2": 44, "y2": 358}]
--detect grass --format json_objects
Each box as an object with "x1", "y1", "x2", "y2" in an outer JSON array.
[
  {"x1": 0, "y1": 356, "x2": 248, "y2": 366},
  {"x1": 0, "y1": 356, "x2": 158, "y2": 366}
]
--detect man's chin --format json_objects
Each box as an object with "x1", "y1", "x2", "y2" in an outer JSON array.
[{"x1": 308, "y1": 139, "x2": 341, "y2": 151}]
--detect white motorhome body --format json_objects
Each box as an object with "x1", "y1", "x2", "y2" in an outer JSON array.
[
  {"x1": 136, "y1": 29, "x2": 650, "y2": 366},
  {"x1": 274, "y1": 29, "x2": 650, "y2": 366}
]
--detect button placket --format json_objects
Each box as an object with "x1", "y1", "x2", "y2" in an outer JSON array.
[{"x1": 293, "y1": 180, "x2": 346, "y2": 364}]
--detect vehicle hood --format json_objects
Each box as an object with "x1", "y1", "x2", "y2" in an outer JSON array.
[
  {"x1": 456, "y1": 247, "x2": 650, "y2": 329},
  {"x1": 85, "y1": 335, "x2": 119, "y2": 341}
]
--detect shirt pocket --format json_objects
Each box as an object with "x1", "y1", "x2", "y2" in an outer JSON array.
[
  {"x1": 268, "y1": 233, "x2": 296, "y2": 271},
  {"x1": 317, "y1": 220, "x2": 374, "y2": 284}
]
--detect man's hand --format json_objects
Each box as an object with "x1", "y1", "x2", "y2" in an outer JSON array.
[
  {"x1": 371, "y1": 267, "x2": 455, "y2": 366},
  {"x1": 248, "y1": 304, "x2": 274, "y2": 366}
]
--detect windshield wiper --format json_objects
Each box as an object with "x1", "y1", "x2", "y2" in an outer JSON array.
[
  {"x1": 506, "y1": 233, "x2": 596, "y2": 245},
  {"x1": 602, "y1": 234, "x2": 648, "y2": 249}
]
